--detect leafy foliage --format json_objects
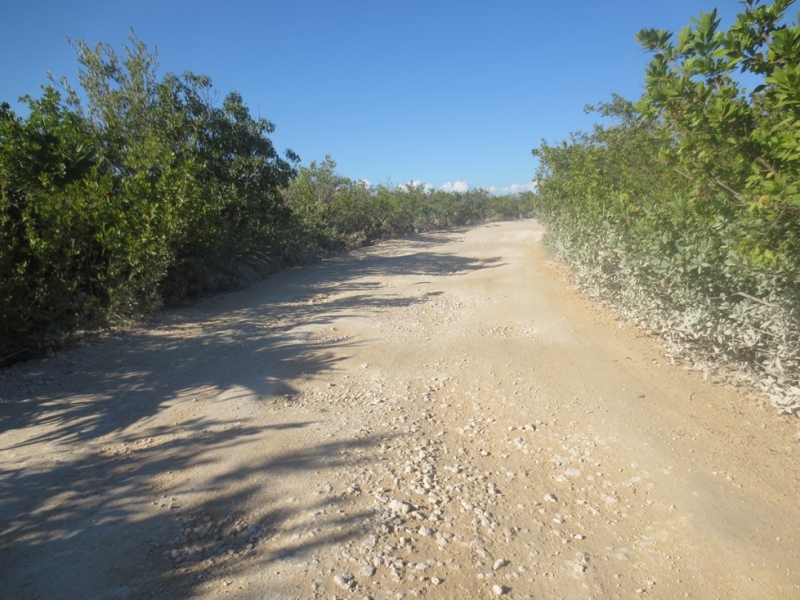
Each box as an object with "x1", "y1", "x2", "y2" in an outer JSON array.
[
  {"x1": 1, "y1": 35, "x2": 532, "y2": 363},
  {"x1": 282, "y1": 156, "x2": 535, "y2": 258},
  {"x1": 0, "y1": 34, "x2": 300, "y2": 360},
  {"x1": 532, "y1": 1, "x2": 800, "y2": 415},
  {"x1": 635, "y1": 0, "x2": 800, "y2": 258},
  {"x1": 1, "y1": 90, "x2": 107, "y2": 355}
]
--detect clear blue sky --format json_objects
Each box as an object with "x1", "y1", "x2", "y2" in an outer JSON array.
[{"x1": 1, "y1": 0, "x2": 744, "y2": 193}]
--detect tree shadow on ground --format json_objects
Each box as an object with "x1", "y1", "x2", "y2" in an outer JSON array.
[
  {"x1": 1, "y1": 418, "x2": 396, "y2": 598},
  {"x1": 0, "y1": 232, "x2": 502, "y2": 597},
  {"x1": 0, "y1": 242, "x2": 502, "y2": 445}
]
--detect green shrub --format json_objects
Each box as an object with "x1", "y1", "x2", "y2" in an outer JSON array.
[
  {"x1": 1, "y1": 33, "x2": 534, "y2": 364},
  {"x1": 282, "y1": 157, "x2": 535, "y2": 257},
  {"x1": 0, "y1": 35, "x2": 299, "y2": 360},
  {"x1": 531, "y1": 0, "x2": 800, "y2": 415}
]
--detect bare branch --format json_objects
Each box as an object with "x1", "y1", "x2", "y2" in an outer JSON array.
[{"x1": 733, "y1": 291, "x2": 778, "y2": 308}]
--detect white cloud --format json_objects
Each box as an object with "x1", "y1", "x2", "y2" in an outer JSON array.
[
  {"x1": 359, "y1": 178, "x2": 371, "y2": 188},
  {"x1": 398, "y1": 180, "x2": 433, "y2": 192},
  {"x1": 440, "y1": 181, "x2": 469, "y2": 193},
  {"x1": 499, "y1": 182, "x2": 537, "y2": 194}
]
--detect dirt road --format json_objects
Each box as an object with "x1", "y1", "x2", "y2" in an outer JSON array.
[{"x1": 1, "y1": 220, "x2": 798, "y2": 599}]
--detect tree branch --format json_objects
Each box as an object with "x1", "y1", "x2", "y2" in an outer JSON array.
[
  {"x1": 708, "y1": 170, "x2": 748, "y2": 203},
  {"x1": 733, "y1": 291, "x2": 778, "y2": 308}
]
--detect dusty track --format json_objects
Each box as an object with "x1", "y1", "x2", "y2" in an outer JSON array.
[{"x1": 1, "y1": 220, "x2": 798, "y2": 599}]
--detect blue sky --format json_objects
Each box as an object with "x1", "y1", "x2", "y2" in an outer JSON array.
[{"x1": 1, "y1": 0, "x2": 746, "y2": 192}]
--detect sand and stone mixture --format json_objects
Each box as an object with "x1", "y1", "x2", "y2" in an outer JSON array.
[{"x1": 1, "y1": 220, "x2": 798, "y2": 599}]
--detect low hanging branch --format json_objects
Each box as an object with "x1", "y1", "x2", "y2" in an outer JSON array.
[{"x1": 733, "y1": 291, "x2": 778, "y2": 308}]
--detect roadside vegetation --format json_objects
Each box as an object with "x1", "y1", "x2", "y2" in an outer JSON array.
[
  {"x1": 530, "y1": 0, "x2": 799, "y2": 414},
  {"x1": 5, "y1": 2, "x2": 796, "y2": 418},
  {"x1": 0, "y1": 36, "x2": 533, "y2": 363},
  {"x1": 282, "y1": 156, "x2": 532, "y2": 259}
]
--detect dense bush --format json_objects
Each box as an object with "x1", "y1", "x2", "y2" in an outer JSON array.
[
  {"x1": 1, "y1": 36, "x2": 532, "y2": 363},
  {"x1": 0, "y1": 35, "x2": 300, "y2": 361},
  {"x1": 532, "y1": 1, "x2": 800, "y2": 414},
  {"x1": 282, "y1": 156, "x2": 535, "y2": 257},
  {"x1": 1, "y1": 89, "x2": 108, "y2": 354}
]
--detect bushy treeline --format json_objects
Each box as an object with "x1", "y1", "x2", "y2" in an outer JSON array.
[
  {"x1": 531, "y1": 0, "x2": 800, "y2": 414},
  {"x1": 282, "y1": 156, "x2": 534, "y2": 258},
  {"x1": 0, "y1": 35, "x2": 533, "y2": 362},
  {"x1": 0, "y1": 37, "x2": 299, "y2": 361}
]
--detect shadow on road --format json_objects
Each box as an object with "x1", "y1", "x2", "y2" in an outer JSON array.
[
  {"x1": 1, "y1": 422, "x2": 395, "y2": 597},
  {"x1": 0, "y1": 232, "x2": 502, "y2": 597}
]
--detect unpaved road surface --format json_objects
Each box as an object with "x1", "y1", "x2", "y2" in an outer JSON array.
[{"x1": 2, "y1": 220, "x2": 799, "y2": 600}]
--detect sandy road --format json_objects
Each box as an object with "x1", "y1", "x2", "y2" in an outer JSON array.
[{"x1": 1, "y1": 219, "x2": 798, "y2": 599}]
